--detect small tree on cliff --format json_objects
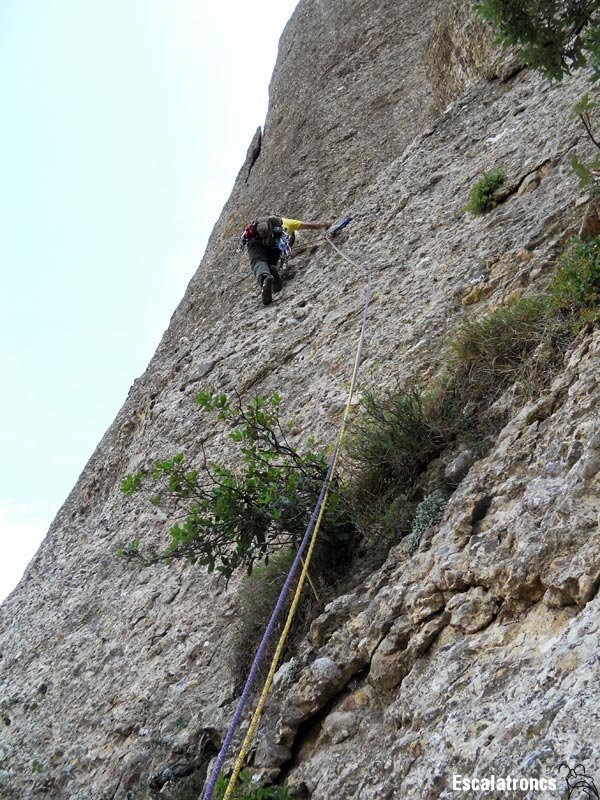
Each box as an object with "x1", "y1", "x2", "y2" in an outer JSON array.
[
  {"x1": 476, "y1": 0, "x2": 600, "y2": 80},
  {"x1": 477, "y1": 1, "x2": 600, "y2": 185},
  {"x1": 118, "y1": 391, "x2": 347, "y2": 579}
]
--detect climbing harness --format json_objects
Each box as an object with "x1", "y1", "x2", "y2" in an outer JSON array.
[
  {"x1": 202, "y1": 218, "x2": 371, "y2": 800},
  {"x1": 276, "y1": 229, "x2": 292, "y2": 266}
]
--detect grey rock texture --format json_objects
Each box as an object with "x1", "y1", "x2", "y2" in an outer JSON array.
[
  {"x1": 1, "y1": 0, "x2": 600, "y2": 798},
  {"x1": 444, "y1": 449, "x2": 476, "y2": 487}
]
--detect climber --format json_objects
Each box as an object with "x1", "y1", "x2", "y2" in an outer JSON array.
[{"x1": 238, "y1": 215, "x2": 331, "y2": 305}]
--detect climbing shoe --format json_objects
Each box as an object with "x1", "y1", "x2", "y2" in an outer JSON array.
[
  {"x1": 261, "y1": 275, "x2": 274, "y2": 305},
  {"x1": 272, "y1": 268, "x2": 282, "y2": 294}
]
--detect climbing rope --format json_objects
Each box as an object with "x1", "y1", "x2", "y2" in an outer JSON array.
[
  {"x1": 290, "y1": 230, "x2": 400, "y2": 274},
  {"x1": 201, "y1": 453, "x2": 339, "y2": 800},
  {"x1": 202, "y1": 227, "x2": 372, "y2": 800}
]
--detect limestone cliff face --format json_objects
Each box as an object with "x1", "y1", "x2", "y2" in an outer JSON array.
[{"x1": 2, "y1": 1, "x2": 599, "y2": 798}]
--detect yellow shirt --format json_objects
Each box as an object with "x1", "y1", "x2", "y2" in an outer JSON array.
[{"x1": 281, "y1": 217, "x2": 302, "y2": 234}]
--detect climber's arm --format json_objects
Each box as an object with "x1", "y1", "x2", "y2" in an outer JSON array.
[
  {"x1": 297, "y1": 220, "x2": 331, "y2": 230},
  {"x1": 282, "y1": 217, "x2": 331, "y2": 233}
]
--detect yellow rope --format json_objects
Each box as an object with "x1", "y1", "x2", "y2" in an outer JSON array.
[
  {"x1": 301, "y1": 557, "x2": 322, "y2": 604},
  {"x1": 222, "y1": 285, "x2": 366, "y2": 799}
]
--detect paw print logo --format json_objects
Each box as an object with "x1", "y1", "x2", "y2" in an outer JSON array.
[{"x1": 560, "y1": 763, "x2": 599, "y2": 799}]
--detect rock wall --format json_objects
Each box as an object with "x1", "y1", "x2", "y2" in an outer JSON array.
[
  {"x1": 1, "y1": 1, "x2": 599, "y2": 798},
  {"x1": 424, "y1": 0, "x2": 498, "y2": 118}
]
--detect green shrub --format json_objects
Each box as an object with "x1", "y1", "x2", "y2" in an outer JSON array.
[
  {"x1": 451, "y1": 295, "x2": 550, "y2": 369},
  {"x1": 214, "y1": 771, "x2": 290, "y2": 799},
  {"x1": 344, "y1": 492, "x2": 417, "y2": 578},
  {"x1": 346, "y1": 388, "x2": 458, "y2": 567},
  {"x1": 119, "y1": 392, "x2": 350, "y2": 579},
  {"x1": 347, "y1": 389, "x2": 454, "y2": 504},
  {"x1": 570, "y1": 94, "x2": 600, "y2": 191},
  {"x1": 550, "y1": 235, "x2": 600, "y2": 315},
  {"x1": 230, "y1": 510, "x2": 356, "y2": 687},
  {"x1": 348, "y1": 298, "x2": 560, "y2": 501},
  {"x1": 347, "y1": 283, "x2": 582, "y2": 562},
  {"x1": 449, "y1": 294, "x2": 557, "y2": 403},
  {"x1": 380, "y1": 493, "x2": 418, "y2": 538},
  {"x1": 465, "y1": 168, "x2": 506, "y2": 214}
]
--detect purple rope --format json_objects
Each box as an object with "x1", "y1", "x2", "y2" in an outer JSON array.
[
  {"x1": 202, "y1": 448, "x2": 338, "y2": 800},
  {"x1": 202, "y1": 243, "x2": 372, "y2": 800}
]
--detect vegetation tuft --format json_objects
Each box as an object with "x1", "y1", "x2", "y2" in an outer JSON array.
[
  {"x1": 549, "y1": 234, "x2": 600, "y2": 316},
  {"x1": 346, "y1": 388, "x2": 454, "y2": 559},
  {"x1": 348, "y1": 389, "x2": 452, "y2": 497},
  {"x1": 214, "y1": 771, "x2": 291, "y2": 799},
  {"x1": 347, "y1": 235, "x2": 600, "y2": 559},
  {"x1": 465, "y1": 168, "x2": 506, "y2": 214},
  {"x1": 229, "y1": 505, "x2": 355, "y2": 688},
  {"x1": 406, "y1": 490, "x2": 447, "y2": 555},
  {"x1": 447, "y1": 294, "x2": 565, "y2": 403}
]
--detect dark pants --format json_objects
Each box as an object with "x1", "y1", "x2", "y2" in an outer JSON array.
[{"x1": 247, "y1": 241, "x2": 281, "y2": 285}]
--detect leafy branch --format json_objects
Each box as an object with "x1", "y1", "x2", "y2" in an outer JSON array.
[
  {"x1": 570, "y1": 93, "x2": 600, "y2": 188},
  {"x1": 476, "y1": 0, "x2": 600, "y2": 80},
  {"x1": 118, "y1": 392, "x2": 342, "y2": 579}
]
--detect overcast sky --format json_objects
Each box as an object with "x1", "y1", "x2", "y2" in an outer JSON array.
[{"x1": 0, "y1": 0, "x2": 299, "y2": 603}]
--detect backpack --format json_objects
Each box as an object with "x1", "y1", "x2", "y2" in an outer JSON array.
[
  {"x1": 253, "y1": 215, "x2": 284, "y2": 247},
  {"x1": 237, "y1": 215, "x2": 292, "y2": 259}
]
